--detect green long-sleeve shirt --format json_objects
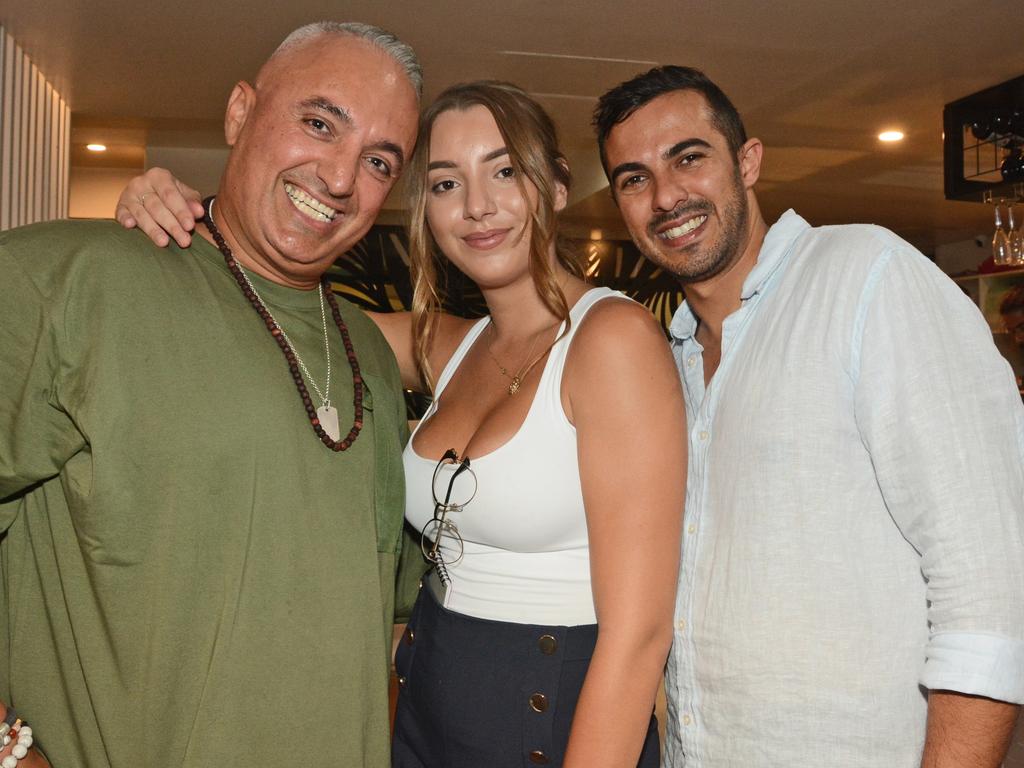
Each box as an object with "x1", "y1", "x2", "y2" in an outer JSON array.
[{"x1": 0, "y1": 220, "x2": 410, "y2": 766}]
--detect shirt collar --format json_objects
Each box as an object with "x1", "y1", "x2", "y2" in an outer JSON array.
[{"x1": 669, "y1": 209, "x2": 810, "y2": 342}]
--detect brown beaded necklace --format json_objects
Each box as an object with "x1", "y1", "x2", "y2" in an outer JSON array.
[{"x1": 202, "y1": 196, "x2": 364, "y2": 452}]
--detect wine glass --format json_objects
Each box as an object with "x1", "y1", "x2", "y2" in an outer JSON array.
[
  {"x1": 994, "y1": 203, "x2": 1012, "y2": 266},
  {"x1": 1010, "y1": 203, "x2": 1024, "y2": 266}
]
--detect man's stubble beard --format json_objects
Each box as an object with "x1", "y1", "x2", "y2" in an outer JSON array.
[{"x1": 636, "y1": 169, "x2": 749, "y2": 286}]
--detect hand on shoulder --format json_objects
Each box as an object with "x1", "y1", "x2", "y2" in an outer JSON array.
[{"x1": 114, "y1": 168, "x2": 205, "y2": 249}]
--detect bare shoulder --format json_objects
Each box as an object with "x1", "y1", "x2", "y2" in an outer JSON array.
[
  {"x1": 428, "y1": 313, "x2": 480, "y2": 373},
  {"x1": 570, "y1": 296, "x2": 671, "y2": 366},
  {"x1": 364, "y1": 310, "x2": 477, "y2": 391},
  {"x1": 563, "y1": 295, "x2": 679, "y2": 422},
  {"x1": 564, "y1": 294, "x2": 683, "y2": 432},
  {"x1": 436, "y1": 312, "x2": 478, "y2": 343},
  {"x1": 365, "y1": 309, "x2": 409, "y2": 334}
]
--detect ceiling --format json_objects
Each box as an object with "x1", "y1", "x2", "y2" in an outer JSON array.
[{"x1": 3, "y1": 0, "x2": 1022, "y2": 253}]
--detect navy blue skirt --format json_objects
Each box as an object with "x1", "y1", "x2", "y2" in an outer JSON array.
[{"x1": 392, "y1": 585, "x2": 660, "y2": 767}]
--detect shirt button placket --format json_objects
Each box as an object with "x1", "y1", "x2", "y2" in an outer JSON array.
[{"x1": 682, "y1": 396, "x2": 711, "y2": 763}]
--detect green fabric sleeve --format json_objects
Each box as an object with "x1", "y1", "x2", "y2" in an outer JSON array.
[
  {"x1": 394, "y1": 522, "x2": 429, "y2": 621},
  {"x1": 392, "y1": 392, "x2": 427, "y2": 621},
  {"x1": 0, "y1": 244, "x2": 84, "y2": 512}
]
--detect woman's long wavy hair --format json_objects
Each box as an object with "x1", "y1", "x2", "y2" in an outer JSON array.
[{"x1": 407, "y1": 80, "x2": 585, "y2": 392}]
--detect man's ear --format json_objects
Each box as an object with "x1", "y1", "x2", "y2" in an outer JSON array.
[
  {"x1": 737, "y1": 138, "x2": 763, "y2": 190},
  {"x1": 224, "y1": 81, "x2": 256, "y2": 147}
]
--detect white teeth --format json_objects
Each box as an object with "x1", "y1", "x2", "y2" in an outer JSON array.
[
  {"x1": 284, "y1": 183, "x2": 337, "y2": 223},
  {"x1": 660, "y1": 215, "x2": 706, "y2": 240}
]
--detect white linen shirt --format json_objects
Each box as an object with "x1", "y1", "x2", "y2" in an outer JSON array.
[{"x1": 664, "y1": 210, "x2": 1024, "y2": 767}]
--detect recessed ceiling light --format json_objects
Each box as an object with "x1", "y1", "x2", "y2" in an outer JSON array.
[
  {"x1": 86, "y1": 143, "x2": 107, "y2": 152},
  {"x1": 878, "y1": 131, "x2": 904, "y2": 142}
]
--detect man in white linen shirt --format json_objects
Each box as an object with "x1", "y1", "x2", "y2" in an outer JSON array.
[{"x1": 594, "y1": 65, "x2": 1024, "y2": 767}]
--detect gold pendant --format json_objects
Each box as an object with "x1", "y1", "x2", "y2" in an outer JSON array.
[{"x1": 507, "y1": 377, "x2": 521, "y2": 395}]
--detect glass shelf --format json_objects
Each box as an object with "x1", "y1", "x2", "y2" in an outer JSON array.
[{"x1": 952, "y1": 267, "x2": 1024, "y2": 284}]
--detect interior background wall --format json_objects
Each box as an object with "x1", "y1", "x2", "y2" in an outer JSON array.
[{"x1": 0, "y1": 25, "x2": 70, "y2": 231}]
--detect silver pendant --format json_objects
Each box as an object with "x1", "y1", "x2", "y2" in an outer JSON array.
[{"x1": 317, "y1": 404, "x2": 341, "y2": 441}]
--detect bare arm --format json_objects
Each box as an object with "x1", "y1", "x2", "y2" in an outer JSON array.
[
  {"x1": 365, "y1": 310, "x2": 419, "y2": 390},
  {"x1": 114, "y1": 167, "x2": 205, "y2": 248},
  {"x1": 921, "y1": 691, "x2": 1019, "y2": 768},
  {"x1": 561, "y1": 299, "x2": 686, "y2": 768},
  {"x1": 366, "y1": 310, "x2": 478, "y2": 393}
]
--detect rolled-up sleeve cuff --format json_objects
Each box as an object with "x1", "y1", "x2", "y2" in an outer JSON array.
[{"x1": 921, "y1": 631, "x2": 1024, "y2": 704}]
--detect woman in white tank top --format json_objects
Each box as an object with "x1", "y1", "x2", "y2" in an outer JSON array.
[
  {"x1": 382, "y1": 82, "x2": 687, "y2": 768},
  {"x1": 115, "y1": 81, "x2": 686, "y2": 768}
]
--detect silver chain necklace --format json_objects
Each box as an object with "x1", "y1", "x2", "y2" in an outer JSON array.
[
  {"x1": 235, "y1": 267, "x2": 332, "y2": 404},
  {"x1": 210, "y1": 200, "x2": 340, "y2": 440}
]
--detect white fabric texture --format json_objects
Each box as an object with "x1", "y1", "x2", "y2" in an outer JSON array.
[
  {"x1": 404, "y1": 287, "x2": 625, "y2": 625},
  {"x1": 663, "y1": 210, "x2": 1024, "y2": 767}
]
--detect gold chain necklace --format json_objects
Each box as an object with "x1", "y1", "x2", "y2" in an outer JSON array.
[{"x1": 484, "y1": 320, "x2": 557, "y2": 396}]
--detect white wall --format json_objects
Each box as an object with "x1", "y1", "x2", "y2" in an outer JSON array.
[
  {"x1": 146, "y1": 146, "x2": 229, "y2": 198},
  {"x1": 68, "y1": 166, "x2": 143, "y2": 219},
  {"x1": 0, "y1": 26, "x2": 70, "y2": 230},
  {"x1": 68, "y1": 146, "x2": 230, "y2": 220}
]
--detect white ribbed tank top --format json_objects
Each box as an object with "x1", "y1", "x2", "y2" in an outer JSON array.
[{"x1": 403, "y1": 287, "x2": 626, "y2": 625}]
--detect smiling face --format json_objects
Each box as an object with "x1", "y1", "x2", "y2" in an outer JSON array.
[
  {"x1": 217, "y1": 34, "x2": 419, "y2": 287},
  {"x1": 604, "y1": 89, "x2": 761, "y2": 285},
  {"x1": 424, "y1": 105, "x2": 562, "y2": 291}
]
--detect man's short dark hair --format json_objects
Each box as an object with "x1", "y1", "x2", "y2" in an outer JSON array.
[{"x1": 593, "y1": 65, "x2": 748, "y2": 176}]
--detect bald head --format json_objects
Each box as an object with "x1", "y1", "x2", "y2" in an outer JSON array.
[{"x1": 262, "y1": 21, "x2": 422, "y2": 99}]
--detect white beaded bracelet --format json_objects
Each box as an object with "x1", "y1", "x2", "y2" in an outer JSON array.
[{"x1": 1, "y1": 725, "x2": 32, "y2": 768}]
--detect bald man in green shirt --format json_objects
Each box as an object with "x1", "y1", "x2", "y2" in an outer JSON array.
[{"x1": 0, "y1": 22, "x2": 422, "y2": 767}]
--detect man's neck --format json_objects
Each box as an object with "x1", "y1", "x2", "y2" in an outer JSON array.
[
  {"x1": 685, "y1": 206, "x2": 769, "y2": 383},
  {"x1": 199, "y1": 199, "x2": 321, "y2": 291}
]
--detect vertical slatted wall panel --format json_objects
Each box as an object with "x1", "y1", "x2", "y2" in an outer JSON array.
[
  {"x1": 0, "y1": 26, "x2": 70, "y2": 231},
  {"x1": 0, "y1": 31, "x2": 9, "y2": 231}
]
